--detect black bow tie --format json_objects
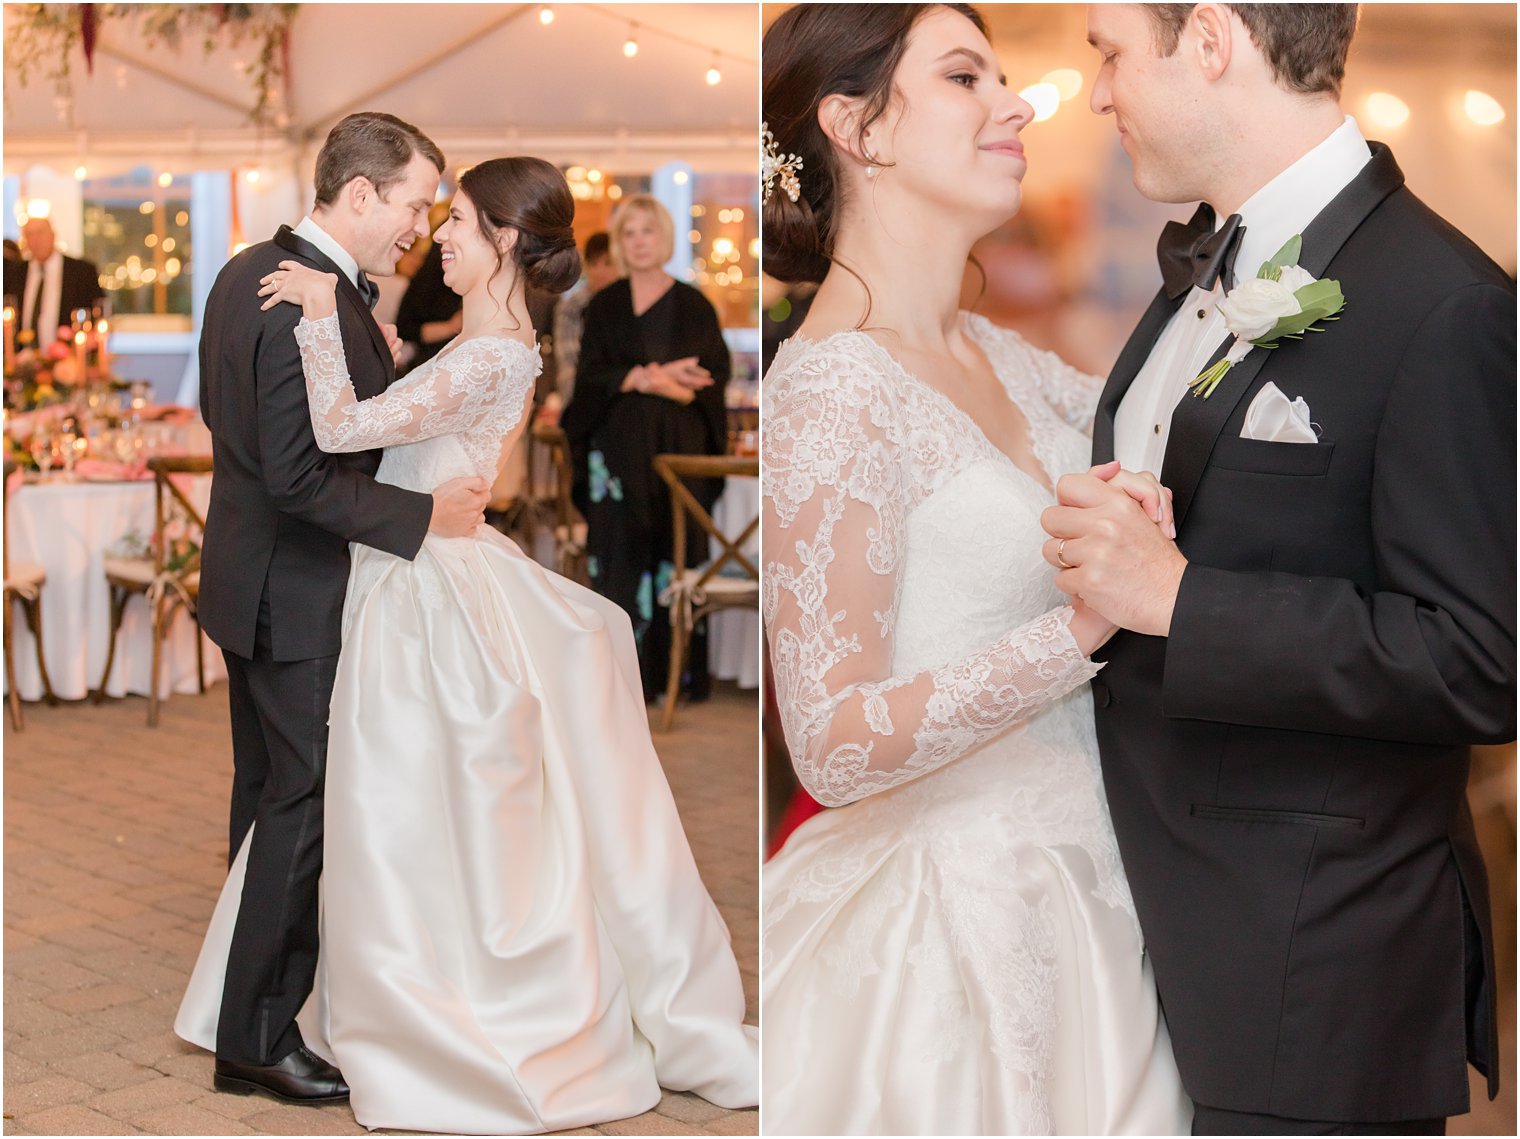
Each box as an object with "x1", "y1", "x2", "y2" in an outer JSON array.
[
  {"x1": 1157, "y1": 206, "x2": 1245, "y2": 301},
  {"x1": 357, "y1": 271, "x2": 379, "y2": 310}
]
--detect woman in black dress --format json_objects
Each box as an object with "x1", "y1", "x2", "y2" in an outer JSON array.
[{"x1": 563, "y1": 194, "x2": 730, "y2": 701}]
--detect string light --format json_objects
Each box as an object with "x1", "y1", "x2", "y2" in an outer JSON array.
[
  {"x1": 1464, "y1": 89, "x2": 1505, "y2": 126},
  {"x1": 1365, "y1": 92, "x2": 1410, "y2": 130},
  {"x1": 1018, "y1": 83, "x2": 1061, "y2": 123},
  {"x1": 1041, "y1": 68, "x2": 1084, "y2": 101},
  {"x1": 157, "y1": 171, "x2": 173, "y2": 187},
  {"x1": 706, "y1": 52, "x2": 722, "y2": 85},
  {"x1": 624, "y1": 24, "x2": 638, "y2": 58},
  {"x1": 538, "y1": 5, "x2": 554, "y2": 25},
  {"x1": 74, "y1": 165, "x2": 87, "y2": 180}
]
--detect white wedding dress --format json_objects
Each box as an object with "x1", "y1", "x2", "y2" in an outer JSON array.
[
  {"x1": 761, "y1": 315, "x2": 1190, "y2": 1135},
  {"x1": 176, "y1": 313, "x2": 758, "y2": 1134}
]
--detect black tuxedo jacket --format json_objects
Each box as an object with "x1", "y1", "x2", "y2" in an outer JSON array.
[
  {"x1": 3, "y1": 254, "x2": 105, "y2": 335},
  {"x1": 1091, "y1": 144, "x2": 1515, "y2": 1122},
  {"x1": 197, "y1": 225, "x2": 431, "y2": 661}
]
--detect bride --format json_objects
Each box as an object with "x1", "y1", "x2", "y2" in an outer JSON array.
[
  {"x1": 761, "y1": 4, "x2": 1191, "y2": 1134},
  {"x1": 176, "y1": 156, "x2": 758, "y2": 1133}
]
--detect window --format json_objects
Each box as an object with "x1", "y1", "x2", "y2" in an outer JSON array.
[{"x1": 81, "y1": 166, "x2": 193, "y2": 320}]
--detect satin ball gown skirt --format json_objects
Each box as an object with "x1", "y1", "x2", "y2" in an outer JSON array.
[{"x1": 177, "y1": 527, "x2": 758, "y2": 1134}]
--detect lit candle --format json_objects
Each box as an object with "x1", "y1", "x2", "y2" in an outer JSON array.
[
  {"x1": 3, "y1": 305, "x2": 14, "y2": 374},
  {"x1": 74, "y1": 328, "x2": 87, "y2": 381},
  {"x1": 96, "y1": 318, "x2": 110, "y2": 377}
]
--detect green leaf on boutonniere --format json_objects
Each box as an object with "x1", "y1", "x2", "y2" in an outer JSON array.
[
  {"x1": 1258, "y1": 235, "x2": 1303, "y2": 280},
  {"x1": 1257, "y1": 281, "x2": 1347, "y2": 346}
]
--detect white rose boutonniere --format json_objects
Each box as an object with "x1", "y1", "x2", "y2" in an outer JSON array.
[{"x1": 1190, "y1": 235, "x2": 1346, "y2": 399}]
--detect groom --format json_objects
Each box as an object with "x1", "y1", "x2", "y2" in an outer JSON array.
[
  {"x1": 1043, "y1": 5, "x2": 1515, "y2": 1134},
  {"x1": 197, "y1": 111, "x2": 489, "y2": 1102}
]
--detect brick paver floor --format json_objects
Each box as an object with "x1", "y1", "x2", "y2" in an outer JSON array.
[{"x1": 5, "y1": 681, "x2": 760, "y2": 1137}]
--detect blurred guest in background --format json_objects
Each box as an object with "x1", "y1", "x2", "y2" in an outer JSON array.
[
  {"x1": 372, "y1": 229, "x2": 431, "y2": 327},
  {"x1": 3, "y1": 238, "x2": 21, "y2": 265},
  {"x1": 394, "y1": 239, "x2": 462, "y2": 374},
  {"x1": 372, "y1": 229, "x2": 433, "y2": 373},
  {"x1": 4, "y1": 216, "x2": 105, "y2": 349},
  {"x1": 563, "y1": 195, "x2": 729, "y2": 703},
  {"x1": 551, "y1": 231, "x2": 617, "y2": 407}
]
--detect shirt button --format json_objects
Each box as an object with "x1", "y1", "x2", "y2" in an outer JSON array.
[
  {"x1": 1153, "y1": 424, "x2": 1161, "y2": 434},
  {"x1": 1197, "y1": 309, "x2": 1207, "y2": 319}
]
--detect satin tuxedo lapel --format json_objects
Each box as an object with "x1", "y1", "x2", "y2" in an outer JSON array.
[
  {"x1": 1159, "y1": 144, "x2": 1406, "y2": 527},
  {"x1": 272, "y1": 225, "x2": 395, "y2": 395}
]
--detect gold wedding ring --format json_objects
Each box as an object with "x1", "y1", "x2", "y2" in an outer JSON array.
[{"x1": 1056, "y1": 539, "x2": 1075, "y2": 570}]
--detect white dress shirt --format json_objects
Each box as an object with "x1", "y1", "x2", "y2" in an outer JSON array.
[
  {"x1": 292, "y1": 216, "x2": 361, "y2": 290},
  {"x1": 1114, "y1": 116, "x2": 1373, "y2": 475},
  {"x1": 20, "y1": 252, "x2": 64, "y2": 347}
]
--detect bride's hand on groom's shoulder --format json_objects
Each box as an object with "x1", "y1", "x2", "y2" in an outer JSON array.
[{"x1": 259, "y1": 260, "x2": 339, "y2": 318}]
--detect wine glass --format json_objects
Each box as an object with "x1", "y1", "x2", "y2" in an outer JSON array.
[
  {"x1": 57, "y1": 426, "x2": 79, "y2": 478},
  {"x1": 29, "y1": 430, "x2": 56, "y2": 478}
]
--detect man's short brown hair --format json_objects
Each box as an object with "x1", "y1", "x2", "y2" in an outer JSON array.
[
  {"x1": 313, "y1": 112, "x2": 445, "y2": 208},
  {"x1": 1144, "y1": 4, "x2": 1358, "y2": 97}
]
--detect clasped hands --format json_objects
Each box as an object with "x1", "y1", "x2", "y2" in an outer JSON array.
[
  {"x1": 621, "y1": 357, "x2": 713, "y2": 404},
  {"x1": 1040, "y1": 460, "x2": 1187, "y2": 639}
]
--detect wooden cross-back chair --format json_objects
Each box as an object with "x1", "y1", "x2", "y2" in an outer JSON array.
[
  {"x1": 94, "y1": 455, "x2": 211, "y2": 726},
  {"x1": 531, "y1": 422, "x2": 588, "y2": 584},
  {"x1": 3, "y1": 458, "x2": 57, "y2": 730},
  {"x1": 651, "y1": 453, "x2": 760, "y2": 731}
]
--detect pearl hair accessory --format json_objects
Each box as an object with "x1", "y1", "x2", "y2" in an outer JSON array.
[{"x1": 761, "y1": 123, "x2": 804, "y2": 204}]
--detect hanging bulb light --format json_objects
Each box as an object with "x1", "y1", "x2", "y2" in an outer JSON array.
[
  {"x1": 624, "y1": 24, "x2": 638, "y2": 58},
  {"x1": 538, "y1": 5, "x2": 554, "y2": 25},
  {"x1": 74, "y1": 165, "x2": 88, "y2": 180},
  {"x1": 706, "y1": 52, "x2": 722, "y2": 86}
]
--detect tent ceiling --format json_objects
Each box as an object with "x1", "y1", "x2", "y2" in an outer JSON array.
[{"x1": 3, "y1": 3, "x2": 760, "y2": 173}]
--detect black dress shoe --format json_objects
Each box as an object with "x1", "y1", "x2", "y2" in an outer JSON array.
[{"x1": 214, "y1": 1046, "x2": 350, "y2": 1104}]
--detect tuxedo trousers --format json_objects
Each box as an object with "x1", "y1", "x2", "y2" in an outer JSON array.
[{"x1": 216, "y1": 592, "x2": 337, "y2": 1065}]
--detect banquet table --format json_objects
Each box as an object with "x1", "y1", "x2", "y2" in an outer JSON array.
[
  {"x1": 5, "y1": 474, "x2": 225, "y2": 702},
  {"x1": 706, "y1": 473, "x2": 760, "y2": 690}
]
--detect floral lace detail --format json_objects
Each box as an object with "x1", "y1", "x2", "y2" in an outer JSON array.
[
  {"x1": 293, "y1": 312, "x2": 539, "y2": 481},
  {"x1": 762, "y1": 324, "x2": 1103, "y2": 809}
]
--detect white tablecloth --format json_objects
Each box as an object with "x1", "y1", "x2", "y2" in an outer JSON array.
[
  {"x1": 707, "y1": 474, "x2": 760, "y2": 690},
  {"x1": 5, "y1": 476, "x2": 225, "y2": 702}
]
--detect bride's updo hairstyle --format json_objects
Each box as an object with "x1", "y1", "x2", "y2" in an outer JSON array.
[
  {"x1": 763, "y1": 3, "x2": 988, "y2": 284},
  {"x1": 458, "y1": 157, "x2": 582, "y2": 295}
]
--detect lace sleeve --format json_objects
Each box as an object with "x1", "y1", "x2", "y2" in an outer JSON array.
[
  {"x1": 762, "y1": 351, "x2": 1102, "y2": 808},
  {"x1": 292, "y1": 313, "x2": 530, "y2": 453},
  {"x1": 970, "y1": 314, "x2": 1106, "y2": 435}
]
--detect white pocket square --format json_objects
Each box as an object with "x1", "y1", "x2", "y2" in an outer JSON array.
[{"x1": 1241, "y1": 382, "x2": 1318, "y2": 443}]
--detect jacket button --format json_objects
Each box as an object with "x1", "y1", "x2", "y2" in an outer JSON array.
[{"x1": 1091, "y1": 680, "x2": 1111, "y2": 708}]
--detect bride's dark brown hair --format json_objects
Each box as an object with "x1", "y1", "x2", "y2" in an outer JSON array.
[
  {"x1": 762, "y1": 3, "x2": 989, "y2": 286},
  {"x1": 458, "y1": 157, "x2": 582, "y2": 301}
]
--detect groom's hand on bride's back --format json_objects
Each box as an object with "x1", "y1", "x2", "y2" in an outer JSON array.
[{"x1": 430, "y1": 476, "x2": 490, "y2": 537}]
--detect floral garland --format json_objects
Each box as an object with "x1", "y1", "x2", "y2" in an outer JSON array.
[{"x1": 4, "y1": 3, "x2": 298, "y2": 125}]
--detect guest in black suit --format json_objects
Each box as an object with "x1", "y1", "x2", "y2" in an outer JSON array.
[
  {"x1": 394, "y1": 239, "x2": 462, "y2": 373},
  {"x1": 196, "y1": 111, "x2": 489, "y2": 1105},
  {"x1": 3, "y1": 217, "x2": 105, "y2": 349},
  {"x1": 562, "y1": 194, "x2": 730, "y2": 702},
  {"x1": 1046, "y1": 6, "x2": 1514, "y2": 1133}
]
